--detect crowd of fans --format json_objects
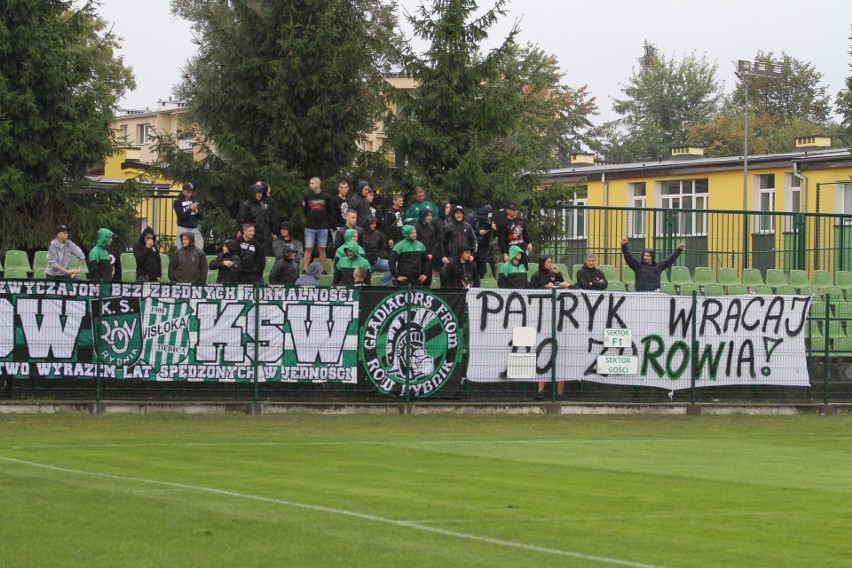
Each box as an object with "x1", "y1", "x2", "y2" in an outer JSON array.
[{"x1": 45, "y1": 177, "x2": 680, "y2": 292}]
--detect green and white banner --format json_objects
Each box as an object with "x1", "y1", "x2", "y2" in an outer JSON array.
[{"x1": 0, "y1": 281, "x2": 358, "y2": 382}]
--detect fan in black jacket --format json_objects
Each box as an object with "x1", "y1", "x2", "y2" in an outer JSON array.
[{"x1": 132, "y1": 227, "x2": 161, "y2": 283}]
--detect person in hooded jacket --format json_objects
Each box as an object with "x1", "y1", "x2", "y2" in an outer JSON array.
[
  {"x1": 269, "y1": 243, "x2": 300, "y2": 285},
  {"x1": 45, "y1": 225, "x2": 86, "y2": 280},
  {"x1": 235, "y1": 222, "x2": 266, "y2": 284},
  {"x1": 295, "y1": 261, "x2": 323, "y2": 285},
  {"x1": 209, "y1": 239, "x2": 241, "y2": 283},
  {"x1": 361, "y1": 215, "x2": 392, "y2": 286},
  {"x1": 443, "y1": 246, "x2": 480, "y2": 289},
  {"x1": 348, "y1": 180, "x2": 373, "y2": 227},
  {"x1": 389, "y1": 225, "x2": 429, "y2": 286},
  {"x1": 335, "y1": 240, "x2": 372, "y2": 286},
  {"x1": 169, "y1": 232, "x2": 207, "y2": 283},
  {"x1": 441, "y1": 205, "x2": 477, "y2": 266},
  {"x1": 528, "y1": 254, "x2": 572, "y2": 290},
  {"x1": 414, "y1": 208, "x2": 436, "y2": 287},
  {"x1": 468, "y1": 204, "x2": 494, "y2": 278},
  {"x1": 132, "y1": 227, "x2": 162, "y2": 283},
  {"x1": 238, "y1": 183, "x2": 276, "y2": 255},
  {"x1": 497, "y1": 245, "x2": 528, "y2": 289},
  {"x1": 88, "y1": 228, "x2": 114, "y2": 281},
  {"x1": 272, "y1": 222, "x2": 304, "y2": 264},
  {"x1": 621, "y1": 237, "x2": 685, "y2": 292}
]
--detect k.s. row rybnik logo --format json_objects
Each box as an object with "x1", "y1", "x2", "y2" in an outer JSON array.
[{"x1": 362, "y1": 290, "x2": 461, "y2": 398}]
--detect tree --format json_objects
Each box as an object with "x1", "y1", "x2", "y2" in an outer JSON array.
[
  {"x1": 836, "y1": 32, "x2": 852, "y2": 146},
  {"x1": 167, "y1": 0, "x2": 401, "y2": 241},
  {"x1": 386, "y1": 0, "x2": 596, "y2": 211},
  {"x1": 0, "y1": 0, "x2": 136, "y2": 250},
  {"x1": 731, "y1": 51, "x2": 832, "y2": 126},
  {"x1": 599, "y1": 41, "x2": 723, "y2": 162}
]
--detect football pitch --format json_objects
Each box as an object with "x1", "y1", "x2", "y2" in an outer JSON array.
[{"x1": 0, "y1": 413, "x2": 849, "y2": 567}]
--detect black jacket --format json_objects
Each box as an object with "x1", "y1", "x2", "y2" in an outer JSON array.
[
  {"x1": 235, "y1": 236, "x2": 265, "y2": 283},
  {"x1": 575, "y1": 265, "x2": 608, "y2": 290},
  {"x1": 132, "y1": 227, "x2": 161, "y2": 282},
  {"x1": 444, "y1": 259, "x2": 480, "y2": 288},
  {"x1": 622, "y1": 244, "x2": 683, "y2": 292}
]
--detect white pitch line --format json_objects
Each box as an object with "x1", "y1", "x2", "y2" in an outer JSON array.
[{"x1": 0, "y1": 456, "x2": 667, "y2": 568}]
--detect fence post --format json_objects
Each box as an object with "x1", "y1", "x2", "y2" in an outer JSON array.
[
  {"x1": 252, "y1": 281, "x2": 260, "y2": 403},
  {"x1": 690, "y1": 290, "x2": 698, "y2": 405},
  {"x1": 823, "y1": 292, "x2": 831, "y2": 405},
  {"x1": 550, "y1": 286, "x2": 557, "y2": 402},
  {"x1": 405, "y1": 287, "x2": 412, "y2": 404}
]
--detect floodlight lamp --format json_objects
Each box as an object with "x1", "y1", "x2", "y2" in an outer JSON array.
[
  {"x1": 737, "y1": 60, "x2": 752, "y2": 73},
  {"x1": 771, "y1": 64, "x2": 783, "y2": 77},
  {"x1": 755, "y1": 62, "x2": 767, "y2": 74}
]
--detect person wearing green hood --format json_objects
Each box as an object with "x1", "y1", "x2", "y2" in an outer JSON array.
[
  {"x1": 497, "y1": 245, "x2": 527, "y2": 289},
  {"x1": 389, "y1": 225, "x2": 429, "y2": 286},
  {"x1": 88, "y1": 228, "x2": 114, "y2": 281},
  {"x1": 334, "y1": 240, "x2": 372, "y2": 286}
]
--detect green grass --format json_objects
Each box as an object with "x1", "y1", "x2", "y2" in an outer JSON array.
[{"x1": 0, "y1": 414, "x2": 850, "y2": 567}]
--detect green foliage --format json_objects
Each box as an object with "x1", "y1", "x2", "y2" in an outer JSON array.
[
  {"x1": 836, "y1": 32, "x2": 852, "y2": 146},
  {"x1": 731, "y1": 51, "x2": 832, "y2": 126},
  {"x1": 0, "y1": 0, "x2": 136, "y2": 250},
  {"x1": 167, "y1": 0, "x2": 401, "y2": 240},
  {"x1": 598, "y1": 41, "x2": 723, "y2": 162},
  {"x1": 387, "y1": 0, "x2": 596, "y2": 209}
]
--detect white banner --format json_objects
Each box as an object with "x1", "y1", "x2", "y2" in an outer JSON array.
[{"x1": 465, "y1": 289, "x2": 811, "y2": 390}]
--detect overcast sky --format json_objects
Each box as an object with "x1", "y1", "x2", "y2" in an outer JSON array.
[{"x1": 97, "y1": 0, "x2": 851, "y2": 124}]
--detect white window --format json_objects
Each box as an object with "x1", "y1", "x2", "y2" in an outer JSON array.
[
  {"x1": 564, "y1": 198, "x2": 587, "y2": 239},
  {"x1": 118, "y1": 124, "x2": 128, "y2": 141},
  {"x1": 836, "y1": 183, "x2": 852, "y2": 226},
  {"x1": 753, "y1": 174, "x2": 775, "y2": 234},
  {"x1": 657, "y1": 178, "x2": 708, "y2": 236},
  {"x1": 178, "y1": 137, "x2": 194, "y2": 151},
  {"x1": 136, "y1": 124, "x2": 150, "y2": 145},
  {"x1": 783, "y1": 173, "x2": 802, "y2": 232},
  {"x1": 627, "y1": 182, "x2": 646, "y2": 238}
]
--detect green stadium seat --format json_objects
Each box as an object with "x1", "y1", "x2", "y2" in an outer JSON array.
[
  {"x1": 669, "y1": 266, "x2": 692, "y2": 290},
  {"x1": 788, "y1": 270, "x2": 810, "y2": 289},
  {"x1": 726, "y1": 284, "x2": 749, "y2": 295},
  {"x1": 3, "y1": 267, "x2": 29, "y2": 279},
  {"x1": 693, "y1": 267, "x2": 716, "y2": 287},
  {"x1": 480, "y1": 278, "x2": 498, "y2": 288},
  {"x1": 678, "y1": 282, "x2": 700, "y2": 296},
  {"x1": 776, "y1": 285, "x2": 797, "y2": 295},
  {"x1": 33, "y1": 250, "x2": 48, "y2": 273},
  {"x1": 120, "y1": 252, "x2": 137, "y2": 271},
  {"x1": 607, "y1": 281, "x2": 626, "y2": 292},
  {"x1": 4, "y1": 250, "x2": 31, "y2": 273},
  {"x1": 806, "y1": 320, "x2": 825, "y2": 352},
  {"x1": 621, "y1": 266, "x2": 635, "y2": 289},
  {"x1": 159, "y1": 253, "x2": 171, "y2": 283},
  {"x1": 835, "y1": 271, "x2": 852, "y2": 295},
  {"x1": 703, "y1": 283, "x2": 725, "y2": 296},
  {"x1": 742, "y1": 268, "x2": 764, "y2": 289},
  {"x1": 718, "y1": 267, "x2": 740, "y2": 289},
  {"x1": 659, "y1": 281, "x2": 676, "y2": 294},
  {"x1": 121, "y1": 268, "x2": 137, "y2": 282},
  {"x1": 798, "y1": 285, "x2": 819, "y2": 297},
  {"x1": 207, "y1": 269, "x2": 219, "y2": 283},
  {"x1": 264, "y1": 256, "x2": 276, "y2": 279},
  {"x1": 834, "y1": 301, "x2": 852, "y2": 319},
  {"x1": 571, "y1": 263, "x2": 582, "y2": 282},
  {"x1": 659, "y1": 270, "x2": 669, "y2": 284},
  {"x1": 599, "y1": 264, "x2": 618, "y2": 282},
  {"x1": 823, "y1": 286, "x2": 844, "y2": 304},
  {"x1": 810, "y1": 299, "x2": 829, "y2": 319},
  {"x1": 765, "y1": 269, "x2": 787, "y2": 290},
  {"x1": 812, "y1": 270, "x2": 832, "y2": 290},
  {"x1": 753, "y1": 284, "x2": 773, "y2": 294},
  {"x1": 318, "y1": 274, "x2": 334, "y2": 286}
]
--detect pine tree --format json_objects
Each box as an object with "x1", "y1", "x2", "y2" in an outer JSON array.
[{"x1": 0, "y1": 0, "x2": 136, "y2": 250}]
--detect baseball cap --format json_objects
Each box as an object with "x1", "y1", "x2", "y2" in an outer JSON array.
[
  {"x1": 506, "y1": 203, "x2": 518, "y2": 211},
  {"x1": 182, "y1": 182, "x2": 195, "y2": 191},
  {"x1": 55, "y1": 225, "x2": 70, "y2": 234}
]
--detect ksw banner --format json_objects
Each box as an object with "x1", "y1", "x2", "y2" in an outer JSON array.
[
  {"x1": 0, "y1": 281, "x2": 358, "y2": 382},
  {"x1": 465, "y1": 289, "x2": 810, "y2": 389}
]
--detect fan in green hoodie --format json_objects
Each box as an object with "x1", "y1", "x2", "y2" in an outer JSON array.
[
  {"x1": 88, "y1": 228, "x2": 114, "y2": 281},
  {"x1": 497, "y1": 245, "x2": 527, "y2": 289},
  {"x1": 334, "y1": 240, "x2": 372, "y2": 286},
  {"x1": 388, "y1": 225, "x2": 429, "y2": 285}
]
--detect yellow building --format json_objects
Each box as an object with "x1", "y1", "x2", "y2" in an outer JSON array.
[
  {"x1": 543, "y1": 137, "x2": 852, "y2": 277},
  {"x1": 112, "y1": 100, "x2": 202, "y2": 163}
]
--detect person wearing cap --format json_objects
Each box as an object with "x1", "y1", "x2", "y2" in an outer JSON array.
[
  {"x1": 45, "y1": 225, "x2": 86, "y2": 280},
  {"x1": 209, "y1": 240, "x2": 241, "y2": 284},
  {"x1": 295, "y1": 261, "x2": 323, "y2": 285},
  {"x1": 88, "y1": 228, "x2": 115, "y2": 281},
  {"x1": 413, "y1": 208, "x2": 436, "y2": 287},
  {"x1": 173, "y1": 182, "x2": 205, "y2": 251},
  {"x1": 269, "y1": 243, "x2": 300, "y2": 285},
  {"x1": 272, "y1": 221, "x2": 304, "y2": 264},
  {"x1": 132, "y1": 227, "x2": 162, "y2": 283},
  {"x1": 443, "y1": 246, "x2": 480, "y2": 289},
  {"x1": 498, "y1": 203, "x2": 532, "y2": 268},
  {"x1": 361, "y1": 215, "x2": 392, "y2": 286},
  {"x1": 300, "y1": 176, "x2": 332, "y2": 273}
]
